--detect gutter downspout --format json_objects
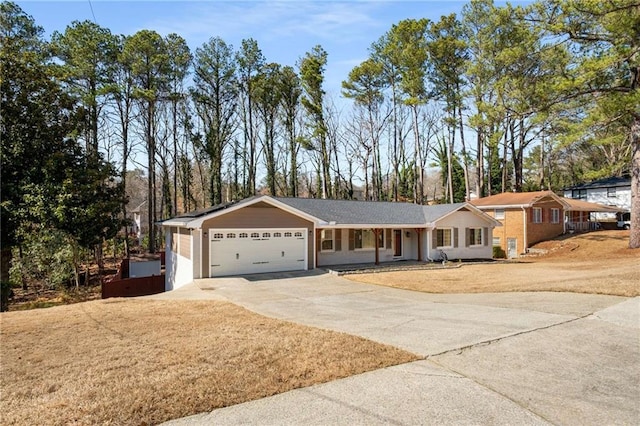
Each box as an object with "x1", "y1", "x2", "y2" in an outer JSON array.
[{"x1": 522, "y1": 207, "x2": 528, "y2": 254}]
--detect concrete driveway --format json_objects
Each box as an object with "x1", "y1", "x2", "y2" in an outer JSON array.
[{"x1": 160, "y1": 271, "x2": 639, "y2": 425}]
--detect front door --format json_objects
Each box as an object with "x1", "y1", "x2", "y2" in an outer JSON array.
[
  {"x1": 507, "y1": 238, "x2": 517, "y2": 259},
  {"x1": 393, "y1": 229, "x2": 402, "y2": 257}
]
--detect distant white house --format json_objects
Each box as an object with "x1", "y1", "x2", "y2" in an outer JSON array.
[
  {"x1": 131, "y1": 201, "x2": 147, "y2": 242},
  {"x1": 563, "y1": 176, "x2": 631, "y2": 221}
]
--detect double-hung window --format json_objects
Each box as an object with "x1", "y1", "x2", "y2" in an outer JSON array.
[
  {"x1": 320, "y1": 229, "x2": 334, "y2": 251},
  {"x1": 354, "y1": 229, "x2": 383, "y2": 250},
  {"x1": 468, "y1": 228, "x2": 483, "y2": 246},
  {"x1": 436, "y1": 228, "x2": 453, "y2": 248},
  {"x1": 532, "y1": 207, "x2": 543, "y2": 223},
  {"x1": 551, "y1": 208, "x2": 560, "y2": 224}
]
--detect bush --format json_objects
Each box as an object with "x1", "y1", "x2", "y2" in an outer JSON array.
[
  {"x1": 493, "y1": 245, "x2": 506, "y2": 259},
  {"x1": 10, "y1": 228, "x2": 77, "y2": 290}
]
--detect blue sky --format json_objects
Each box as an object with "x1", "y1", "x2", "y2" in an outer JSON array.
[{"x1": 16, "y1": 0, "x2": 499, "y2": 98}]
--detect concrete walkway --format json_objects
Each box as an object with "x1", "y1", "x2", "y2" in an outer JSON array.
[{"x1": 158, "y1": 272, "x2": 639, "y2": 425}]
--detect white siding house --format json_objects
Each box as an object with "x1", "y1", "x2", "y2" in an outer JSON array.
[
  {"x1": 563, "y1": 176, "x2": 631, "y2": 221},
  {"x1": 161, "y1": 196, "x2": 501, "y2": 290}
]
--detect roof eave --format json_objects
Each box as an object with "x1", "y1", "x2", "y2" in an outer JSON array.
[{"x1": 316, "y1": 223, "x2": 430, "y2": 229}]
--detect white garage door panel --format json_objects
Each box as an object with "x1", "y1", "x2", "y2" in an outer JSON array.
[{"x1": 210, "y1": 228, "x2": 306, "y2": 276}]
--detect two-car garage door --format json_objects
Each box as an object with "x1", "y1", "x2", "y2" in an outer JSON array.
[{"x1": 210, "y1": 228, "x2": 307, "y2": 276}]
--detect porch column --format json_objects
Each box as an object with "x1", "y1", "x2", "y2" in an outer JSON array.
[
  {"x1": 315, "y1": 229, "x2": 320, "y2": 268},
  {"x1": 373, "y1": 228, "x2": 381, "y2": 265},
  {"x1": 414, "y1": 228, "x2": 422, "y2": 261}
]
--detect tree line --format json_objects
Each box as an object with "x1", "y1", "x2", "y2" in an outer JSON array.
[{"x1": 1, "y1": 0, "x2": 638, "y2": 302}]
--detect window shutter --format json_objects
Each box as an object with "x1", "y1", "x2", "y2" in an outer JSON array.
[
  {"x1": 385, "y1": 229, "x2": 392, "y2": 249},
  {"x1": 432, "y1": 228, "x2": 438, "y2": 248},
  {"x1": 348, "y1": 229, "x2": 355, "y2": 251},
  {"x1": 453, "y1": 228, "x2": 459, "y2": 248},
  {"x1": 316, "y1": 230, "x2": 321, "y2": 252},
  {"x1": 335, "y1": 229, "x2": 342, "y2": 251},
  {"x1": 529, "y1": 208, "x2": 533, "y2": 223},
  {"x1": 483, "y1": 227, "x2": 489, "y2": 246},
  {"x1": 465, "y1": 228, "x2": 470, "y2": 247}
]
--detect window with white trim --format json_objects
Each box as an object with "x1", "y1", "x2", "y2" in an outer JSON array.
[
  {"x1": 320, "y1": 229, "x2": 334, "y2": 251},
  {"x1": 294, "y1": 232, "x2": 303, "y2": 237},
  {"x1": 213, "y1": 233, "x2": 223, "y2": 239},
  {"x1": 494, "y1": 209, "x2": 505, "y2": 220},
  {"x1": 532, "y1": 207, "x2": 542, "y2": 223},
  {"x1": 273, "y1": 232, "x2": 281, "y2": 237},
  {"x1": 551, "y1": 208, "x2": 560, "y2": 224},
  {"x1": 493, "y1": 237, "x2": 501, "y2": 246},
  {"x1": 284, "y1": 232, "x2": 292, "y2": 237},
  {"x1": 436, "y1": 228, "x2": 453, "y2": 248},
  {"x1": 607, "y1": 187, "x2": 616, "y2": 197},
  {"x1": 226, "y1": 233, "x2": 236, "y2": 238},
  {"x1": 262, "y1": 232, "x2": 270, "y2": 238},
  {"x1": 239, "y1": 233, "x2": 248, "y2": 238},
  {"x1": 251, "y1": 232, "x2": 260, "y2": 238},
  {"x1": 354, "y1": 229, "x2": 383, "y2": 250},
  {"x1": 468, "y1": 228, "x2": 483, "y2": 246}
]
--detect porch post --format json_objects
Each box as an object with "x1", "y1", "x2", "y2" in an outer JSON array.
[
  {"x1": 414, "y1": 228, "x2": 422, "y2": 261},
  {"x1": 373, "y1": 228, "x2": 380, "y2": 265},
  {"x1": 315, "y1": 229, "x2": 320, "y2": 268}
]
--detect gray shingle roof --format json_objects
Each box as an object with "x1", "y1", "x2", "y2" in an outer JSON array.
[
  {"x1": 163, "y1": 195, "x2": 488, "y2": 228},
  {"x1": 275, "y1": 197, "x2": 465, "y2": 225}
]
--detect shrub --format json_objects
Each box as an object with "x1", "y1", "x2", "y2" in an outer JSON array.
[{"x1": 493, "y1": 245, "x2": 506, "y2": 259}]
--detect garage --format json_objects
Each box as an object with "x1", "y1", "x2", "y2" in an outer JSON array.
[{"x1": 209, "y1": 228, "x2": 307, "y2": 276}]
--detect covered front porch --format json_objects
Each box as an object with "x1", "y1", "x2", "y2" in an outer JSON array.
[
  {"x1": 564, "y1": 198, "x2": 621, "y2": 233},
  {"x1": 315, "y1": 227, "x2": 427, "y2": 268}
]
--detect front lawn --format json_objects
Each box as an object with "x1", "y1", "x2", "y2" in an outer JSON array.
[
  {"x1": 347, "y1": 230, "x2": 639, "y2": 297},
  {"x1": 0, "y1": 299, "x2": 418, "y2": 425}
]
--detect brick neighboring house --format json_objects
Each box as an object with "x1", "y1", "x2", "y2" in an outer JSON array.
[{"x1": 470, "y1": 191, "x2": 569, "y2": 258}]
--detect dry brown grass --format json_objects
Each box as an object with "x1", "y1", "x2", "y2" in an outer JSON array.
[
  {"x1": 0, "y1": 299, "x2": 418, "y2": 425},
  {"x1": 347, "y1": 230, "x2": 640, "y2": 297}
]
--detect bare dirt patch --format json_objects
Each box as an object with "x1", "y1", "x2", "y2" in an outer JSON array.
[
  {"x1": 346, "y1": 230, "x2": 639, "y2": 297},
  {"x1": 0, "y1": 299, "x2": 418, "y2": 425}
]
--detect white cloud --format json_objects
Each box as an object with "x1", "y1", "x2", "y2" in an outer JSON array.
[{"x1": 144, "y1": 1, "x2": 386, "y2": 48}]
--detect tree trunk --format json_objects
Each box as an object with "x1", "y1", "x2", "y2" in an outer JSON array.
[
  {"x1": 288, "y1": 119, "x2": 298, "y2": 197},
  {"x1": 172, "y1": 100, "x2": 178, "y2": 216},
  {"x1": 629, "y1": 116, "x2": 640, "y2": 249},
  {"x1": 411, "y1": 105, "x2": 423, "y2": 204},
  {"x1": 1, "y1": 247, "x2": 11, "y2": 284},
  {"x1": 147, "y1": 101, "x2": 156, "y2": 253},
  {"x1": 476, "y1": 128, "x2": 484, "y2": 198},
  {"x1": 447, "y1": 126, "x2": 454, "y2": 203},
  {"x1": 458, "y1": 101, "x2": 470, "y2": 201},
  {"x1": 320, "y1": 132, "x2": 331, "y2": 199}
]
